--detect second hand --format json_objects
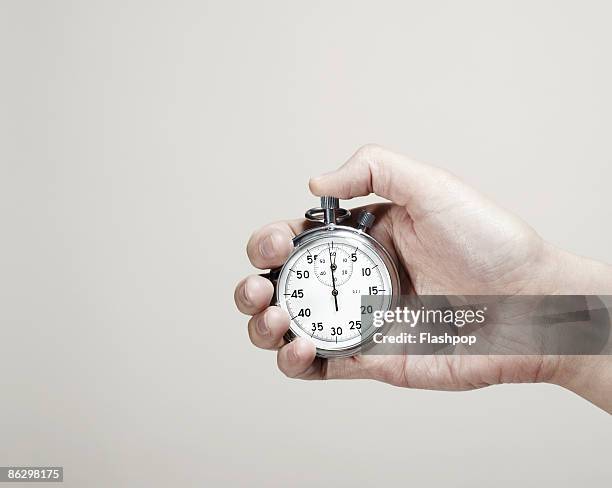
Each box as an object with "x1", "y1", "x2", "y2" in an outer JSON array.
[{"x1": 329, "y1": 245, "x2": 339, "y2": 312}]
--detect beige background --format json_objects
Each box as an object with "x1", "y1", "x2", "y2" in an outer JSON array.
[{"x1": 1, "y1": 1, "x2": 611, "y2": 486}]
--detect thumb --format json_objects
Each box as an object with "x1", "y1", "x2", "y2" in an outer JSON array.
[{"x1": 309, "y1": 144, "x2": 461, "y2": 218}]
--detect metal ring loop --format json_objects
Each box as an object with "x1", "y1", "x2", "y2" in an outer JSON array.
[{"x1": 304, "y1": 207, "x2": 351, "y2": 223}]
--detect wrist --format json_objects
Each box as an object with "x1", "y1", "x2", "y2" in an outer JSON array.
[
  {"x1": 523, "y1": 242, "x2": 612, "y2": 412},
  {"x1": 549, "y1": 356, "x2": 612, "y2": 413},
  {"x1": 535, "y1": 243, "x2": 612, "y2": 294}
]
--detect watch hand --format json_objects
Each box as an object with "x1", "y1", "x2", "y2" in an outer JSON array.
[
  {"x1": 332, "y1": 283, "x2": 339, "y2": 312},
  {"x1": 329, "y1": 246, "x2": 339, "y2": 312}
]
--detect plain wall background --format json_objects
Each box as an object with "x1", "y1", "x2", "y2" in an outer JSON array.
[{"x1": 1, "y1": 1, "x2": 611, "y2": 486}]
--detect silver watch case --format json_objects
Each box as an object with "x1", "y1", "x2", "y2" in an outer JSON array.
[{"x1": 272, "y1": 224, "x2": 401, "y2": 358}]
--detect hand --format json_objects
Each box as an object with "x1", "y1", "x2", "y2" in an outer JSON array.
[{"x1": 234, "y1": 145, "x2": 612, "y2": 411}]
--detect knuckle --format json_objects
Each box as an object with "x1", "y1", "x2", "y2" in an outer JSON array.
[
  {"x1": 233, "y1": 281, "x2": 248, "y2": 311},
  {"x1": 367, "y1": 157, "x2": 389, "y2": 195},
  {"x1": 246, "y1": 234, "x2": 259, "y2": 264},
  {"x1": 248, "y1": 314, "x2": 275, "y2": 347},
  {"x1": 433, "y1": 166, "x2": 456, "y2": 184},
  {"x1": 355, "y1": 143, "x2": 384, "y2": 161},
  {"x1": 247, "y1": 318, "x2": 259, "y2": 344},
  {"x1": 233, "y1": 282, "x2": 242, "y2": 303}
]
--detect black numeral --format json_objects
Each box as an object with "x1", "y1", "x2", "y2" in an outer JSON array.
[
  {"x1": 311, "y1": 322, "x2": 323, "y2": 332},
  {"x1": 349, "y1": 320, "x2": 361, "y2": 330},
  {"x1": 291, "y1": 289, "x2": 304, "y2": 298},
  {"x1": 298, "y1": 308, "x2": 311, "y2": 317},
  {"x1": 296, "y1": 270, "x2": 310, "y2": 279},
  {"x1": 331, "y1": 327, "x2": 343, "y2": 336}
]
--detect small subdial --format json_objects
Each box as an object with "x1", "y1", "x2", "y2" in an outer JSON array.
[{"x1": 313, "y1": 246, "x2": 353, "y2": 287}]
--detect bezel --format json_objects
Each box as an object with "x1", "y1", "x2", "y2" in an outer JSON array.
[{"x1": 274, "y1": 224, "x2": 401, "y2": 358}]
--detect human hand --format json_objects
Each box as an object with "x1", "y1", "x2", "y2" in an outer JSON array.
[{"x1": 235, "y1": 145, "x2": 612, "y2": 410}]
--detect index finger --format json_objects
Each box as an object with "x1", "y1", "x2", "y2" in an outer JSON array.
[{"x1": 246, "y1": 219, "x2": 310, "y2": 269}]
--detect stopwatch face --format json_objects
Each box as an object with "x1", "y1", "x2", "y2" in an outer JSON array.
[{"x1": 276, "y1": 228, "x2": 396, "y2": 356}]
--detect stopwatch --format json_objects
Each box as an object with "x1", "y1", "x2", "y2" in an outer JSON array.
[{"x1": 266, "y1": 196, "x2": 401, "y2": 358}]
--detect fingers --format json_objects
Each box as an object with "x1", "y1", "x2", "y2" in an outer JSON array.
[
  {"x1": 242, "y1": 303, "x2": 377, "y2": 380},
  {"x1": 276, "y1": 340, "x2": 377, "y2": 381},
  {"x1": 277, "y1": 338, "x2": 322, "y2": 379},
  {"x1": 246, "y1": 220, "x2": 308, "y2": 269},
  {"x1": 234, "y1": 275, "x2": 274, "y2": 315},
  {"x1": 309, "y1": 144, "x2": 462, "y2": 219},
  {"x1": 247, "y1": 306, "x2": 290, "y2": 350}
]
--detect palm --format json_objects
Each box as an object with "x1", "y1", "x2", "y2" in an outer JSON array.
[{"x1": 352, "y1": 202, "x2": 551, "y2": 390}]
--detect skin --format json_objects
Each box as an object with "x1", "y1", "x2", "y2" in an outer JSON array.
[{"x1": 234, "y1": 145, "x2": 612, "y2": 413}]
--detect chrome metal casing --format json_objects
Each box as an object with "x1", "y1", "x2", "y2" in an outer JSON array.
[{"x1": 273, "y1": 224, "x2": 401, "y2": 358}]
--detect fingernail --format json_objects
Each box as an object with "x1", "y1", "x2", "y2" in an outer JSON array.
[
  {"x1": 259, "y1": 234, "x2": 276, "y2": 258},
  {"x1": 256, "y1": 314, "x2": 270, "y2": 336},
  {"x1": 243, "y1": 279, "x2": 253, "y2": 304}
]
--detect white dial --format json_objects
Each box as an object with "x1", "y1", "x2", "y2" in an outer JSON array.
[
  {"x1": 276, "y1": 231, "x2": 394, "y2": 354},
  {"x1": 313, "y1": 246, "x2": 353, "y2": 286}
]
